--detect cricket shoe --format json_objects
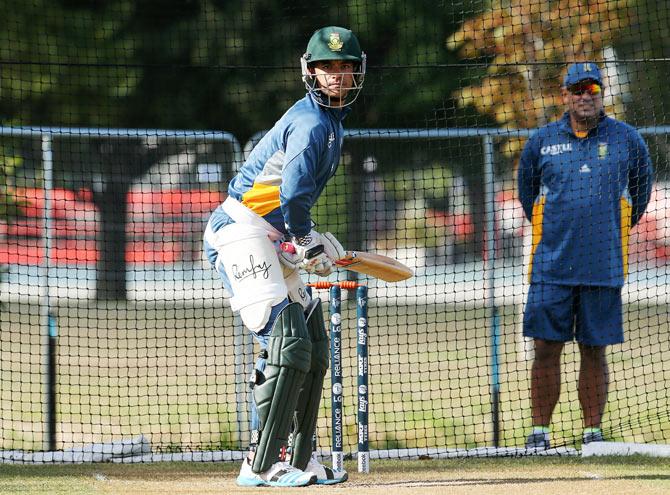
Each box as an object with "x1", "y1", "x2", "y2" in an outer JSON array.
[
  {"x1": 304, "y1": 453, "x2": 348, "y2": 485},
  {"x1": 525, "y1": 432, "x2": 551, "y2": 450},
  {"x1": 582, "y1": 429, "x2": 604, "y2": 444},
  {"x1": 236, "y1": 457, "x2": 316, "y2": 487}
]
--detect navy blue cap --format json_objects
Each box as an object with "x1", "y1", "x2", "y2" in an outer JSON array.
[{"x1": 564, "y1": 62, "x2": 603, "y2": 87}]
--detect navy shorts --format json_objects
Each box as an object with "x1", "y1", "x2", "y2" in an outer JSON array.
[{"x1": 523, "y1": 284, "x2": 623, "y2": 346}]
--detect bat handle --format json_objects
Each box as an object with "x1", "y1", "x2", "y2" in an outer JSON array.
[{"x1": 280, "y1": 242, "x2": 296, "y2": 254}]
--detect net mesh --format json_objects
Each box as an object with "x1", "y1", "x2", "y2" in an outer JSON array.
[{"x1": 1, "y1": 0, "x2": 669, "y2": 460}]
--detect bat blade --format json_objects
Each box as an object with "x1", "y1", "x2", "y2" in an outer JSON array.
[
  {"x1": 279, "y1": 242, "x2": 413, "y2": 282},
  {"x1": 335, "y1": 251, "x2": 413, "y2": 282}
]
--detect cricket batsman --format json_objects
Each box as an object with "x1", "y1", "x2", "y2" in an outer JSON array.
[{"x1": 203, "y1": 26, "x2": 365, "y2": 487}]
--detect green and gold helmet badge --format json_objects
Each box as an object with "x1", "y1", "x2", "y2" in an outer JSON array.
[{"x1": 328, "y1": 32, "x2": 344, "y2": 52}]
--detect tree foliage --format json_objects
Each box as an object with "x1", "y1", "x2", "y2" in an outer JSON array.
[
  {"x1": 0, "y1": 0, "x2": 485, "y2": 290},
  {"x1": 0, "y1": 0, "x2": 484, "y2": 137},
  {"x1": 447, "y1": 0, "x2": 635, "y2": 156},
  {"x1": 0, "y1": 151, "x2": 24, "y2": 222}
]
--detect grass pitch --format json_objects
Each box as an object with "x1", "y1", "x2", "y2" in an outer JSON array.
[{"x1": 0, "y1": 457, "x2": 669, "y2": 495}]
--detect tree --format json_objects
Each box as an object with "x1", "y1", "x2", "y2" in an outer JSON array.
[
  {"x1": 1, "y1": 0, "x2": 174, "y2": 298},
  {"x1": 615, "y1": 0, "x2": 670, "y2": 176},
  {"x1": 0, "y1": 143, "x2": 25, "y2": 282},
  {"x1": 3, "y1": 0, "x2": 490, "y2": 289},
  {"x1": 0, "y1": 151, "x2": 24, "y2": 223},
  {"x1": 447, "y1": 0, "x2": 635, "y2": 157}
]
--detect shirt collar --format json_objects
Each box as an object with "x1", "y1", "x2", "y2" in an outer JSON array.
[{"x1": 559, "y1": 110, "x2": 607, "y2": 137}]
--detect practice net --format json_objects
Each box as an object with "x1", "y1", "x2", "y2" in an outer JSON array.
[{"x1": 1, "y1": 0, "x2": 669, "y2": 463}]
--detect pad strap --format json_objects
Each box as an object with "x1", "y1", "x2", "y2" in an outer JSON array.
[
  {"x1": 291, "y1": 299, "x2": 329, "y2": 470},
  {"x1": 252, "y1": 303, "x2": 311, "y2": 473}
]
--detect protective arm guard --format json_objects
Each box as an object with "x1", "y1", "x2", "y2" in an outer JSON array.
[
  {"x1": 290, "y1": 299, "x2": 329, "y2": 470},
  {"x1": 252, "y1": 303, "x2": 312, "y2": 474}
]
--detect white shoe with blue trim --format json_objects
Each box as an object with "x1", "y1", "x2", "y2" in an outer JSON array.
[
  {"x1": 304, "y1": 453, "x2": 348, "y2": 485},
  {"x1": 236, "y1": 457, "x2": 316, "y2": 487}
]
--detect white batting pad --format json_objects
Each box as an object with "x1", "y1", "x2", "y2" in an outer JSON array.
[{"x1": 206, "y1": 222, "x2": 287, "y2": 332}]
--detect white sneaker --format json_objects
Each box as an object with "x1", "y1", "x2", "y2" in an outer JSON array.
[
  {"x1": 304, "y1": 453, "x2": 348, "y2": 485},
  {"x1": 236, "y1": 457, "x2": 317, "y2": 487}
]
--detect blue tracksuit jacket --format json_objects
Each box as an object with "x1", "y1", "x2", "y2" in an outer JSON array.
[
  {"x1": 209, "y1": 94, "x2": 349, "y2": 238},
  {"x1": 518, "y1": 112, "x2": 653, "y2": 287}
]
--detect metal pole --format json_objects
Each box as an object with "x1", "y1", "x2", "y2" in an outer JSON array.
[
  {"x1": 483, "y1": 135, "x2": 501, "y2": 447},
  {"x1": 41, "y1": 135, "x2": 57, "y2": 452}
]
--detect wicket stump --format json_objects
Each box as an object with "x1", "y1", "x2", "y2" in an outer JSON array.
[{"x1": 309, "y1": 281, "x2": 369, "y2": 474}]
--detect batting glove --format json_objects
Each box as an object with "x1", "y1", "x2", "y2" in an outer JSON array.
[
  {"x1": 321, "y1": 231, "x2": 345, "y2": 262},
  {"x1": 290, "y1": 230, "x2": 345, "y2": 277},
  {"x1": 292, "y1": 230, "x2": 331, "y2": 276},
  {"x1": 277, "y1": 240, "x2": 302, "y2": 271}
]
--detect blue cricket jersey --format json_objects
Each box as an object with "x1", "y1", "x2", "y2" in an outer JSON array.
[
  {"x1": 210, "y1": 94, "x2": 349, "y2": 238},
  {"x1": 518, "y1": 112, "x2": 653, "y2": 287}
]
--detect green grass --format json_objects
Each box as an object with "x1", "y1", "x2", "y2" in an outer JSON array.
[
  {"x1": 0, "y1": 457, "x2": 668, "y2": 495},
  {"x1": 1, "y1": 300, "x2": 669, "y2": 455}
]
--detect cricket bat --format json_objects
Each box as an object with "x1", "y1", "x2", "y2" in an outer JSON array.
[{"x1": 280, "y1": 243, "x2": 413, "y2": 282}]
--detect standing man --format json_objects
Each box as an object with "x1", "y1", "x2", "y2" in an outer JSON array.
[
  {"x1": 518, "y1": 62, "x2": 653, "y2": 449},
  {"x1": 203, "y1": 26, "x2": 365, "y2": 486}
]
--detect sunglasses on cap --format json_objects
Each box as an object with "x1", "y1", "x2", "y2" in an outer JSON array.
[{"x1": 568, "y1": 82, "x2": 602, "y2": 96}]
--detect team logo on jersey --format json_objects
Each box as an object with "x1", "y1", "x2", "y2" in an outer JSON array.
[
  {"x1": 540, "y1": 143, "x2": 572, "y2": 156},
  {"x1": 598, "y1": 142, "x2": 608, "y2": 159},
  {"x1": 328, "y1": 33, "x2": 344, "y2": 52}
]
